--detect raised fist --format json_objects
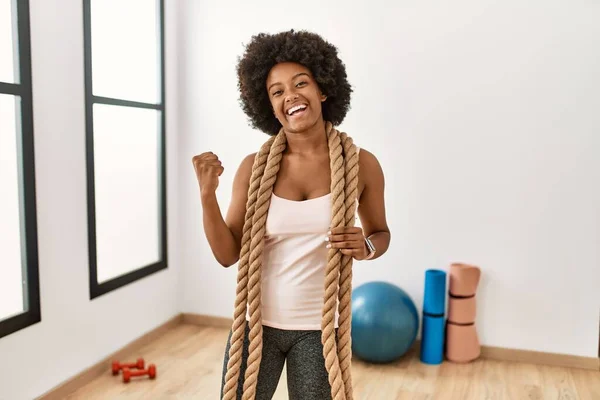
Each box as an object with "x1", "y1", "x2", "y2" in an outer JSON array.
[{"x1": 192, "y1": 152, "x2": 224, "y2": 195}]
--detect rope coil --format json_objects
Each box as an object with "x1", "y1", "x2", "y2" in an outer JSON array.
[{"x1": 223, "y1": 122, "x2": 359, "y2": 400}]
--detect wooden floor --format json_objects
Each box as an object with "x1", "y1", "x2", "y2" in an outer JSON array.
[{"x1": 65, "y1": 324, "x2": 600, "y2": 399}]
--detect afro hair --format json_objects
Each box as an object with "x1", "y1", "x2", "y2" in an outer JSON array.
[{"x1": 236, "y1": 29, "x2": 352, "y2": 135}]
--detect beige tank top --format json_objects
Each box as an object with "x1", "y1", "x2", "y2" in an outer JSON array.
[
  {"x1": 257, "y1": 148, "x2": 360, "y2": 331},
  {"x1": 259, "y1": 192, "x2": 336, "y2": 330}
]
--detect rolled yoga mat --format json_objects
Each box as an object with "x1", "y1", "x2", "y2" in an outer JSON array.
[
  {"x1": 420, "y1": 269, "x2": 446, "y2": 364},
  {"x1": 423, "y1": 269, "x2": 446, "y2": 315},
  {"x1": 446, "y1": 262, "x2": 481, "y2": 363}
]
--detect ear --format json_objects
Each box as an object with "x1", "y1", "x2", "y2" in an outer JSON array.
[{"x1": 321, "y1": 93, "x2": 327, "y2": 102}]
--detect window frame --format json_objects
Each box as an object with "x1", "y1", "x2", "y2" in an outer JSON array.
[
  {"x1": 0, "y1": 0, "x2": 41, "y2": 340},
  {"x1": 82, "y1": 0, "x2": 168, "y2": 300}
]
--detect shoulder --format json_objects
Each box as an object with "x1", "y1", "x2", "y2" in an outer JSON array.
[
  {"x1": 356, "y1": 147, "x2": 385, "y2": 197},
  {"x1": 357, "y1": 147, "x2": 381, "y2": 171},
  {"x1": 357, "y1": 147, "x2": 384, "y2": 181},
  {"x1": 240, "y1": 152, "x2": 258, "y2": 170},
  {"x1": 232, "y1": 152, "x2": 257, "y2": 186}
]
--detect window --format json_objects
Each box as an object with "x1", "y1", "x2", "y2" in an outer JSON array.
[
  {"x1": 83, "y1": 0, "x2": 167, "y2": 299},
  {"x1": 0, "y1": 0, "x2": 41, "y2": 339}
]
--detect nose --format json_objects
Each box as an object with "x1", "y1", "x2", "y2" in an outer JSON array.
[{"x1": 285, "y1": 91, "x2": 299, "y2": 103}]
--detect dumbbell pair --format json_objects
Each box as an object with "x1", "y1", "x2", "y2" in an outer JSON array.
[{"x1": 112, "y1": 358, "x2": 157, "y2": 383}]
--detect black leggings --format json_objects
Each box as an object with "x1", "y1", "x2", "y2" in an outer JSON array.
[{"x1": 220, "y1": 324, "x2": 333, "y2": 399}]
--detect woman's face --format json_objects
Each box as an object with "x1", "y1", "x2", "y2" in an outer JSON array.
[{"x1": 266, "y1": 62, "x2": 327, "y2": 133}]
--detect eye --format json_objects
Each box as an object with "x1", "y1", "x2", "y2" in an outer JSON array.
[
  {"x1": 296, "y1": 81, "x2": 308, "y2": 87},
  {"x1": 272, "y1": 90, "x2": 282, "y2": 96}
]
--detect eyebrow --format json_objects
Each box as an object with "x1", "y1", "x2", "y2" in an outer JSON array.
[{"x1": 268, "y1": 72, "x2": 310, "y2": 92}]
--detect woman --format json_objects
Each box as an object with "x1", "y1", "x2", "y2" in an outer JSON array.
[{"x1": 193, "y1": 30, "x2": 390, "y2": 399}]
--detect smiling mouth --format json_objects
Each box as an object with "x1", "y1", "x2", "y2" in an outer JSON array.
[{"x1": 286, "y1": 104, "x2": 307, "y2": 117}]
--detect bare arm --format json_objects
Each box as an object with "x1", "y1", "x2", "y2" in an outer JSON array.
[
  {"x1": 194, "y1": 152, "x2": 256, "y2": 267},
  {"x1": 327, "y1": 148, "x2": 391, "y2": 260},
  {"x1": 356, "y1": 148, "x2": 391, "y2": 259},
  {"x1": 221, "y1": 153, "x2": 256, "y2": 265}
]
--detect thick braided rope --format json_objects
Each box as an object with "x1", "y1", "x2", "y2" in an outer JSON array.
[
  {"x1": 336, "y1": 131, "x2": 359, "y2": 400},
  {"x1": 242, "y1": 132, "x2": 287, "y2": 399},
  {"x1": 222, "y1": 136, "x2": 277, "y2": 400},
  {"x1": 223, "y1": 123, "x2": 358, "y2": 400},
  {"x1": 321, "y1": 123, "x2": 346, "y2": 400},
  {"x1": 321, "y1": 123, "x2": 359, "y2": 400}
]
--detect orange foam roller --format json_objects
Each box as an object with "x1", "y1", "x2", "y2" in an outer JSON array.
[
  {"x1": 449, "y1": 263, "x2": 480, "y2": 297},
  {"x1": 447, "y1": 295, "x2": 476, "y2": 324},
  {"x1": 446, "y1": 262, "x2": 481, "y2": 363},
  {"x1": 445, "y1": 322, "x2": 481, "y2": 363}
]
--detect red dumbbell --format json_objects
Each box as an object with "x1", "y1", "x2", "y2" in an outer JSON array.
[
  {"x1": 122, "y1": 364, "x2": 157, "y2": 383},
  {"x1": 112, "y1": 358, "x2": 145, "y2": 375}
]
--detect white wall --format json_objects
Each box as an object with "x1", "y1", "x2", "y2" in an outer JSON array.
[
  {"x1": 179, "y1": 0, "x2": 600, "y2": 359},
  {"x1": 1, "y1": 2, "x2": 596, "y2": 399},
  {"x1": 0, "y1": 1, "x2": 181, "y2": 399}
]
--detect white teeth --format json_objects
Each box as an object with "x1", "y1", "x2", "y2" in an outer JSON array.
[{"x1": 287, "y1": 104, "x2": 307, "y2": 115}]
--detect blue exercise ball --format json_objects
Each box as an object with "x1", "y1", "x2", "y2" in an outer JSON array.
[{"x1": 351, "y1": 281, "x2": 419, "y2": 363}]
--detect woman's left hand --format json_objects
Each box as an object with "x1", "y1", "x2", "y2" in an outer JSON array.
[{"x1": 326, "y1": 226, "x2": 369, "y2": 260}]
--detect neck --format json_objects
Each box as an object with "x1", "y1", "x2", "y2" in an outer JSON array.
[{"x1": 283, "y1": 119, "x2": 328, "y2": 155}]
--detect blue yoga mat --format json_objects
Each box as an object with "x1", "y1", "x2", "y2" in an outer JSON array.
[
  {"x1": 420, "y1": 269, "x2": 447, "y2": 364},
  {"x1": 423, "y1": 269, "x2": 446, "y2": 316},
  {"x1": 420, "y1": 314, "x2": 445, "y2": 364}
]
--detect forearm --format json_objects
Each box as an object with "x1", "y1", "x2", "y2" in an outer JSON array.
[
  {"x1": 200, "y1": 192, "x2": 240, "y2": 267},
  {"x1": 366, "y1": 230, "x2": 390, "y2": 260}
]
